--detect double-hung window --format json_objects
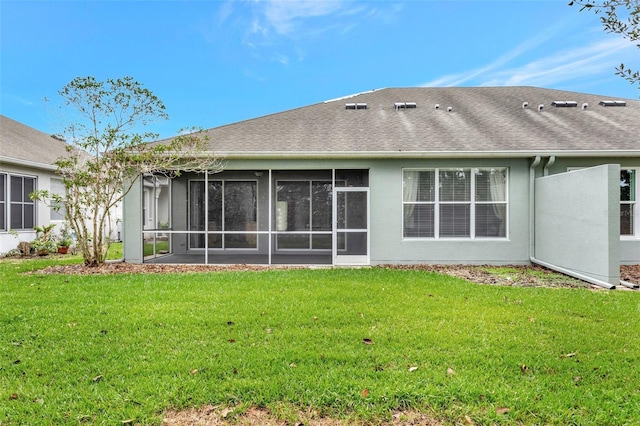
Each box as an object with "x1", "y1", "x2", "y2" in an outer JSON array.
[
  {"x1": 9, "y1": 175, "x2": 36, "y2": 230},
  {"x1": 403, "y1": 168, "x2": 508, "y2": 239},
  {"x1": 621, "y1": 169, "x2": 637, "y2": 237},
  {"x1": 0, "y1": 174, "x2": 6, "y2": 231}
]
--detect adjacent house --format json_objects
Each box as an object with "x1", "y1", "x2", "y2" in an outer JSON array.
[
  {"x1": 121, "y1": 87, "x2": 640, "y2": 287},
  {"x1": 0, "y1": 115, "x2": 71, "y2": 253},
  {"x1": 0, "y1": 115, "x2": 124, "y2": 254}
]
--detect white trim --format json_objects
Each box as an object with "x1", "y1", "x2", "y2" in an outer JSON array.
[
  {"x1": 211, "y1": 150, "x2": 640, "y2": 160},
  {"x1": 0, "y1": 156, "x2": 57, "y2": 171},
  {"x1": 402, "y1": 167, "x2": 509, "y2": 240}
]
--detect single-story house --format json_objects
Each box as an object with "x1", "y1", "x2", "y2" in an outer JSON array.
[
  {"x1": 0, "y1": 115, "x2": 71, "y2": 253},
  {"x1": 123, "y1": 87, "x2": 640, "y2": 287},
  {"x1": 0, "y1": 115, "x2": 124, "y2": 254}
]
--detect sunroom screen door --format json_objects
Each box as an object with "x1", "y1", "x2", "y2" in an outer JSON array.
[{"x1": 333, "y1": 187, "x2": 369, "y2": 265}]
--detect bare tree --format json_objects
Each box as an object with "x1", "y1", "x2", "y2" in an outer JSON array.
[{"x1": 33, "y1": 76, "x2": 221, "y2": 266}]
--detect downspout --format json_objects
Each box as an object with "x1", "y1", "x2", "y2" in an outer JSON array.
[
  {"x1": 529, "y1": 156, "x2": 616, "y2": 289},
  {"x1": 543, "y1": 155, "x2": 555, "y2": 176}
]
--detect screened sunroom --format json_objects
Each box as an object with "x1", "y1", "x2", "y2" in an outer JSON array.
[{"x1": 141, "y1": 169, "x2": 369, "y2": 265}]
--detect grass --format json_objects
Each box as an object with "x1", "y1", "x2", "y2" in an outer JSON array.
[
  {"x1": 1, "y1": 258, "x2": 640, "y2": 425},
  {"x1": 143, "y1": 241, "x2": 169, "y2": 257}
]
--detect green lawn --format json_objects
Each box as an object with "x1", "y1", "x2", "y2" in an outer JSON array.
[{"x1": 1, "y1": 257, "x2": 640, "y2": 425}]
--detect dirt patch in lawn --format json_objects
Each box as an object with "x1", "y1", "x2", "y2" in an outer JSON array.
[{"x1": 162, "y1": 405, "x2": 443, "y2": 426}]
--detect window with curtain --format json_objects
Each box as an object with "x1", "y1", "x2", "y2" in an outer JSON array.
[
  {"x1": 403, "y1": 168, "x2": 507, "y2": 239},
  {"x1": 621, "y1": 169, "x2": 636, "y2": 236}
]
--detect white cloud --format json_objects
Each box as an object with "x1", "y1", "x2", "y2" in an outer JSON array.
[
  {"x1": 260, "y1": 0, "x2": 348, "y2": 35},
  {"x1": 422, "y1": 22, "x2": 638, "y2": 90},
  {"x1": 8, "y1": 95, "x2": 34, "y2": 106}
]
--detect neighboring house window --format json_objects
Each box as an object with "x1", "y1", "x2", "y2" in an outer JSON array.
[
  {"x1": 50, "y1": 178, "x2": 66, "y2": 221},
  {"x1": 403, "y1": 168, "x2": 508, "y2": 239},
  {"x1": 0, "y1": 174, "x2": 6, "y2": 231},
  {"x1": 621, "y1": 169, "x2": 637, "y2": 237},
  {"x1": 189, "y1": 180, "x2": 257, "y2": 249},
  {"x1": 9, "y1": 175, "x2": 36, "y2": 230},
  {"x1": 275, "y1": 180, "x2": 333, "y2": 250}
]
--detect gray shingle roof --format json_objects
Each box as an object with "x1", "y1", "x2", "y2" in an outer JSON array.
[
  {"x1": 0, "y1": 115, "x2": 69, "y2": 167},
  {"x1": 166, "y1": 86, "x2": 640, "y2": 158}
]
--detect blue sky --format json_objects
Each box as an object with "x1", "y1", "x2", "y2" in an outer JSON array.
[{"x1": 1, "y1": 0, "x2": 639, "y2": 139}]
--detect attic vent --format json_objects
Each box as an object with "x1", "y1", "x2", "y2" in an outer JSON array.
[
  {"x1": 50, "y1": 134, "x2": 66, "y2": 141},
  {"x1": 394, "y1": 102, "x2": 417, "y2": 110},
  {"x1": 345, "y1": 103, "x2": 367, "y2": 109},
  {"x1": 344, "y1": 103, "x2": 367, "y2": 109},
  {"x1": 551, "y1": 101, "x2": 578, "y2": 107},
  {"x1": 599, "y1": 100, "x2": 626, "y2": 107}
]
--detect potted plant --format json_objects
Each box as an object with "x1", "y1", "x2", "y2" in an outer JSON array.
[
  {"x1": 57, "y1": 236, "x2": 73, "y2": 254},
  {"x1": 57, "y1": 226, "x2": 73, "y2": 254}
]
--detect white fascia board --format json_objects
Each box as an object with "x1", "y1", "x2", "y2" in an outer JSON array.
[
  {"x1": 211, "y1": 150, "x2": 640, "y2": 160},
  {"x1": 0, "y1": 155, "x2": 57, "y2": 171}
]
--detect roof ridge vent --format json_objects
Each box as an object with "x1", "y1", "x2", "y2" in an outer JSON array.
[
  {"x1": 599, "y1": 100, "x2": 626, "y2": 107},
  {"x1": 551, "y1": 101, "x2": 578, "y2": 107}
]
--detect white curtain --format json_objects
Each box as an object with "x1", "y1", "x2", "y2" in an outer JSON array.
[
  {"x1": 489, "y1": 169, "x2": 506, "y2": 225},
  {"x1": 403, "y1": 171, "x2": 419, "y2": 226}
]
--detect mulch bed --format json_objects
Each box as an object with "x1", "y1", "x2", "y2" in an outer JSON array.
[{"x1": 29, "y1": 261, "x2": 640, "y2": 289}]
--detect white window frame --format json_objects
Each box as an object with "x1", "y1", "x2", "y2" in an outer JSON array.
[
  {"x1": 620, "y1": 167, "x2": 639, "y2": 240},
  {"x1": 7, "y1": 173, "x2": 37, "y2": 231},
  {"x1": 0, "y1": 173, "x2": 6, "y2": 231},
  {"x1": 567, "y1": 167, "x2": 639, "y2": 239},
  {"x1": 402, "y1": 167, "x2": 509, "y2": 240}
]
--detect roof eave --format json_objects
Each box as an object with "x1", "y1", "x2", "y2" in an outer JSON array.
[
  {"x1": 0, "y1": 155, "x2": 58, "y2": 171},
  {"x1": 212, "y1": 150, "x2": 640, "y2": 160}
]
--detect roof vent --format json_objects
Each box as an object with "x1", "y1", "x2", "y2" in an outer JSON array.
[
  {"x1": 447, "y1": 106, "x2": 453, "y2": 112},
  {"x1": 435, "y1": 104, "x2": 440, "y2": 109},
  {"x1": 394, "y1": 102, "x2": 417, "y2": 110},
  {"x1": 551, "y1": 101, "x2": 578, "y2": 107},
  {"x1": 345, "y1": 103, "x2": 367, "y2": 110},
  {"x1": 522, "y1": 102, "x2": 529, "y2": 109},
  {"x1": 582, "y1": 103, "x2": 589, "y2": 110},
  {"x1": 599, "y1": 100, "x2": 626, "y2": 107},
  {"x1": 538, "y1": 104, "x2": 544, "y2": 112}
]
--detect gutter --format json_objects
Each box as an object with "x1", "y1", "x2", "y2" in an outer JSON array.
[
  {"x1": 528, "y1": 155, "x2": 617, "y2": 290},
  {"x1": 0, "y1": 155, "x2": 58, "y2": 171},
  {"x1": 210, "y1": 149, "x2": 640, "y2": 161}
]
